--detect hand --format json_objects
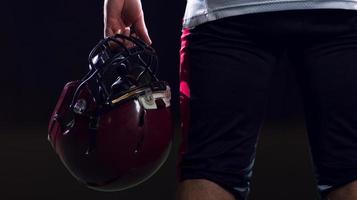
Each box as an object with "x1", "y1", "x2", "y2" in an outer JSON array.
[{"x1": 104, "y1": 0, "x2": 152, "y2": 44}]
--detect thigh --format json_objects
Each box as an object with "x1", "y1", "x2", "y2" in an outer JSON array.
[
  {"x1": 295, "y1": 13, "x2": 357, "y2": 197},
  {"x1": 178, "y1": 17, "x2": 278, "y2": 200}
]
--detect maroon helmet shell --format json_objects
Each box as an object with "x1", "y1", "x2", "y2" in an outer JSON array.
[{"x1": 48, "y1": 35, "x2": 173, "y2": 191}]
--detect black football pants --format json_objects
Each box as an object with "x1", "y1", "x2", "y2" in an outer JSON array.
[{"x1": 179, "y1": 9, "x2": 357, "y2": 200}]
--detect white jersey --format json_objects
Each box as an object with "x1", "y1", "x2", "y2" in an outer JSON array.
[{"x1": 183, "y1": 0, "x2": 357, "y2": 28}]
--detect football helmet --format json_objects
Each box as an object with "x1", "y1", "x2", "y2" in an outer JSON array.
[{"x1": 48, "y1": 34, "x2": 173, "y2": 191}]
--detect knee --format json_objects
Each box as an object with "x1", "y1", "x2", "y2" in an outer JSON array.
[
  {"x1": 176, "y1": 179, "x2": 237, "y2": 200},
  {"x1": 327, "y1": 180, "x2": 357, "y2": 200}
]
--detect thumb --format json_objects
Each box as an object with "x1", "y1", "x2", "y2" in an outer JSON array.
[{"x1": 133, "y1": 16, "x2": 152, "y2": 45}]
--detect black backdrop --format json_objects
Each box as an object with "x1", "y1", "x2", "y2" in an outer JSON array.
[
  {"x1": 0, "y1": 0, "x2": 319, "y2": 199},
  {"x1": 0, "y1": 0, "x2": 184, "y2": 126}
]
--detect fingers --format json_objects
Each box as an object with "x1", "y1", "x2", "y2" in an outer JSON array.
[
  {"x1": 106, "y1": 21, "x2": 152, "y2": 48},
  {"x1": 103, "y1": 0, "x2": 151, "y2": 45},
  {"x1": 104, "y1": 17, "x2": 126, "y2": 37},
  {"x1": 106, "y1": 18, "x2": 152, "y2": 46},
  {"x1": 117, "y1": 27, "x2": 131, "y2": 36},
  {"x1": 117, "y1": 27, "x2": 134, "y2": 48},
  {"x1": 103, "y1": 2, "x2": 151, "y2": 45},
  {"x1": 133, "y1": 15, "x2": 152, "y2": 45},
  {"x1": 104, "y1": 0, "x2": 126, "y2": 37}
]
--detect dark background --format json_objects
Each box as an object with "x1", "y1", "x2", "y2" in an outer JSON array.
[{"x1": 0, "y1": 0, "x2": 319, "y2": 199}]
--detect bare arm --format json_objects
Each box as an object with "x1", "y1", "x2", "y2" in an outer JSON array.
[{"x1": 104, "y1": 0, "x2": 151, "y2": 44}]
